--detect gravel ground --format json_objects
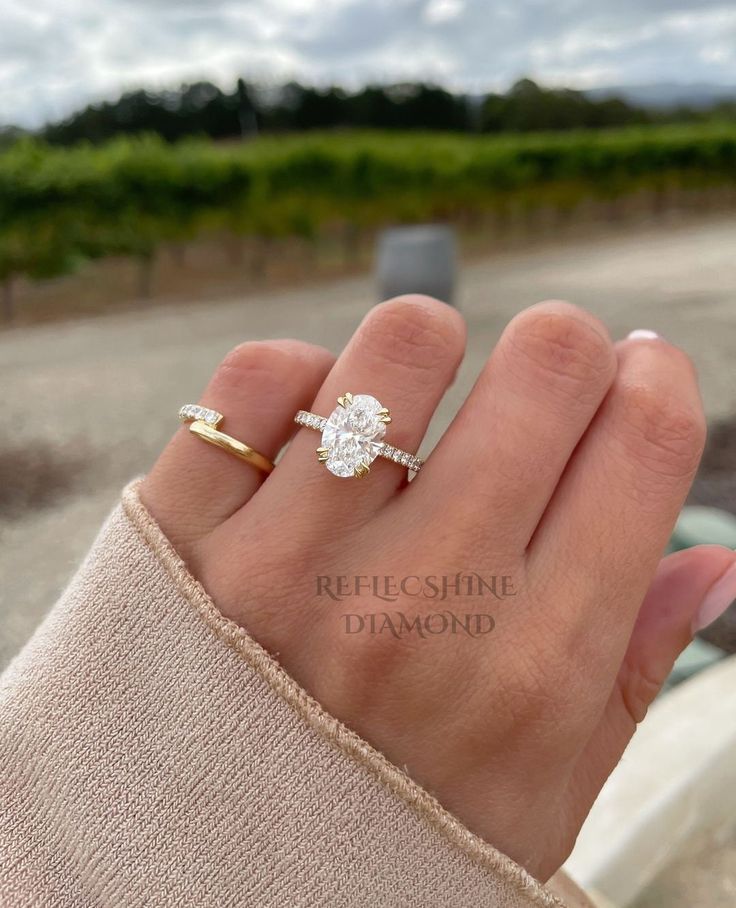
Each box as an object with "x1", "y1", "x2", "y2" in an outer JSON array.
[{"x1": 2, "y1": 216, "x2": 736, "y2": 905}]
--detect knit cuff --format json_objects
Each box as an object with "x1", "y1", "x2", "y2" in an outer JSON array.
[{"x1": 0, "y1": 482, "x2": 573, "y2": 907}]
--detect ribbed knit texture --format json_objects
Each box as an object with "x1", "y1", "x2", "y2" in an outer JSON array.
[{"x1": 0, "y1": 484, "x2": 576, "y2": 907}]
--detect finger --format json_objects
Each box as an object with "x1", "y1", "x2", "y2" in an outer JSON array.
[
  {"x1": 140, "y1": 339, "x2": 335, "y2": 550},
  {"x1": 567, "y1": 545, "x2": 736, "y2": 822},
  {"x1": 411, "y1": 301, "x2": 617, "y2": 551},
  {"x1": 262, "y1": 295, "x2": 466, "y2": 524},
  {"x1": 528, "y1": 332, "x2": 706, "y2": 670}
]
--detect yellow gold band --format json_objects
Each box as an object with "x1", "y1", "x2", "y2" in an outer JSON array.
[{"x1": 188, "y1": 420, "x2": 274, "y2": 474}]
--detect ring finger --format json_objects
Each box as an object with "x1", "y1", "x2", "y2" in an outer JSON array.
[{"x1": 253, "y1": 295, "x2": 467, "y2": 529}]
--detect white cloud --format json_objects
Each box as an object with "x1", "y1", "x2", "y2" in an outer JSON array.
[
  {"x1": 424, "y1": 0, "x2": 465, "y2": 25},
  {"x1": 2, "y1": 0, "x2": 736, "y2": 127}
]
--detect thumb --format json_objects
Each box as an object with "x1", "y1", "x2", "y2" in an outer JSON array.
[
  {"x1": 569, "y1": 544, "x2": 736, "y2": 819},
  {"x1": 623, "y1": 544, "x2": 736, "y2": 704}
]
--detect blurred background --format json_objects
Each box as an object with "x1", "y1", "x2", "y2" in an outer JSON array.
[{"x1": 2, "y1": 1, "x2": 736, "y2": 905}]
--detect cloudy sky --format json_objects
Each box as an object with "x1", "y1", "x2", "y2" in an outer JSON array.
[{"x1": 3, "y1": 0, "x2": 736, "y2": 127}]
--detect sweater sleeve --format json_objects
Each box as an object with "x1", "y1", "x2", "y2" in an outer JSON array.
[{"x1": 0, "y1": 482, "x2": 577, "y2": 908}]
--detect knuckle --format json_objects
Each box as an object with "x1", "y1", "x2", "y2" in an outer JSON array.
[
  {"x1": 616, "y1": 380, "x2": 706, "y2": 480},
  {"x1": 504, "y1": 304, "x2": 614, "y2": 405},
  {"x1": 215, "y1": 339, "x2": 327, "y2": 391},
  {"x1": 217, "y1": 340, "x2": 288, "y2": 387},
  {"x1": 361, "y1": 295, "x2": 465, "y2": 374}
]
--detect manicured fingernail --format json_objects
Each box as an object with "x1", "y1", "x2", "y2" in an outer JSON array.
[
  {"x1": 627, "y1": 329, "x2": 660, "y2": 341},
  {"x1": 693, "y1": 560, "x2": 736, "y2": 632}
]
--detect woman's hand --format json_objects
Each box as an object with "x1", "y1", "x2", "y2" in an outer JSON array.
[{"x1": 141, "y1": 296, "x2": 736, "y2": 880}]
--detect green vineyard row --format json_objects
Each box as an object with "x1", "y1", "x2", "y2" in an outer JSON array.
[{"x1": 2, "y1": 124, "x2": 736, "y2": 285}]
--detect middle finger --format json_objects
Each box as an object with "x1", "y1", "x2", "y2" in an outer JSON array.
[{"x1": 413, "y1": 301, "x2": 617, "y2": 552}]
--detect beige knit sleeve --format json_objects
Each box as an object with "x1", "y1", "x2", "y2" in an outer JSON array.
[{"x1": 0, "y1": 483, "x2": 580, "y2": 908}]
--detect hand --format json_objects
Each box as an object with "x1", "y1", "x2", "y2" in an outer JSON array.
[{"x1": 141, "y1": 297, "x2": 735, "y2": 880}]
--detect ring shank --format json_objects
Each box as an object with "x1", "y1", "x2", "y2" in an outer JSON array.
[{"x1": 189, "y1": 420, "x2": 274, "y2": 474}]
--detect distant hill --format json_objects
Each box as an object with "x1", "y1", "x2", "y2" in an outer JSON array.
[{"x1": 587, "y1": 83, "x2": 736, "y2": 110}]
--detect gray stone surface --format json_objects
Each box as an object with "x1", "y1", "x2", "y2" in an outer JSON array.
[
  {"x1": 632, "y1": 824, "x2": 736, "y2": 908},
  {"x1": 2, "y1": 215, "x2": 736, "y2": 671}
]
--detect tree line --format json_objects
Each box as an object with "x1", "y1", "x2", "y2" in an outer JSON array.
[{"x1": 38, "y1": 78, "x2": 736, "y2": 147}]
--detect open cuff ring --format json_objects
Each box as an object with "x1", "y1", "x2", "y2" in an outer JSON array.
[
  {"x1": 294, "y1": 393, "x2": 423, "y2": 479},
  {"x1": 178, "y1": 405, "x2": 274, "y2": 474}
]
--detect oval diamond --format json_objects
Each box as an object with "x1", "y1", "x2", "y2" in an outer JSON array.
[{"x1": 321, "y1": 394, "x2": 387, "y2": 478}]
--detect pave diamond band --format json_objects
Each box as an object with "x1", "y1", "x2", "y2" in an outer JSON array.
[
  {"x1": 178, "y1": 404, "x2": 223, "y2": 427},
  {"x1": 379, "y1": 443, "x2": 424, "y2": 473},
  {"x1": 295, "y1": 395, "x2": 424, "y2": 478},
  {"x1": 294, "y1": 411, "x2": 327, "y2": 432}
]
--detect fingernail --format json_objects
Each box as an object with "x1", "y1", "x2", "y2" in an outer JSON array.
[
  {"x1": 627, "y1": 329, "x2": 660, "y2": 341},
  {"x1": 693, "y1": 560, "x2": 736, "y2": 632}
]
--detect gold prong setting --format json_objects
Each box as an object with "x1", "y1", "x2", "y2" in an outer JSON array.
[{"x1": 293, "y1": 394, "x2": 423, "y2": 478}]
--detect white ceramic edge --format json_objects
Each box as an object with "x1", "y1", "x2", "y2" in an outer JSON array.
[{"x1": 563, "y1": 656, "x2": 736, "y2": 906}]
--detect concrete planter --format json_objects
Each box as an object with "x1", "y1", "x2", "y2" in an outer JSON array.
[
  {"x1": 565, "y1": 656, "x2": 736, "y2": 906},
  {"x1": 376, "y1": 225, "x2": 457, "y2": 305}
]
